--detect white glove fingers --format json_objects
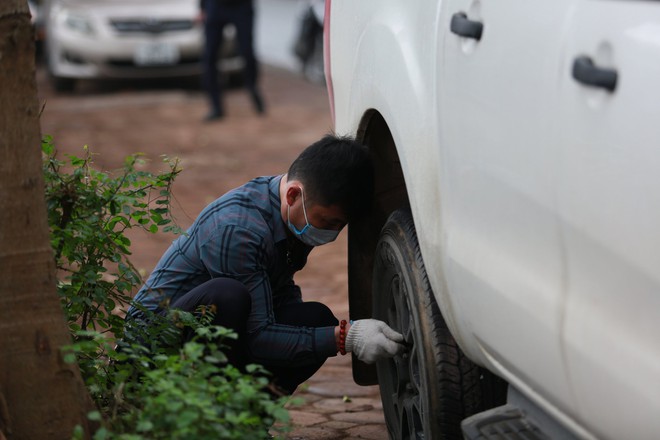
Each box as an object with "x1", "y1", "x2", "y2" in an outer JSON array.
[
  {"x1": 381, "y1": 325, "x2": 405, "y2": 343},
  {"x1": 346, "y1": 318, "x2": 408, "y2": 364}
]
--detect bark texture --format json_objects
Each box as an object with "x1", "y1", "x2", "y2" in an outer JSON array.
[{"x1": 0, "y1": 2, "x2": 92, "y2": 439}]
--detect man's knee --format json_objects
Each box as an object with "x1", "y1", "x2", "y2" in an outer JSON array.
[
  {"x1": 305, "y1": 301, "x2": 338, "y2": 327},
  {"x1": 171, "y1": 277, "x2": 250, "y2": 315},
  {"x1": 204, "y1": 278, "x2": 251, "y2": 312}
]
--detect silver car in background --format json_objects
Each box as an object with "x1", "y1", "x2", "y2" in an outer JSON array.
[{"x1": 44, "y1": 0, "x2": 242, "y2": 92}]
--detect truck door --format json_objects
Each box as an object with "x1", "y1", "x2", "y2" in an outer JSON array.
[
  {"x1": 438, "y1": 0, "x2": 576, "y2": 415},
  {"x1": 555, "y1": 2, "x2": 660, "y2": 437}
]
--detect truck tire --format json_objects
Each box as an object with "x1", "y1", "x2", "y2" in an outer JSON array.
[
  {"x1": 45, "y1": 48, "x2": 75, "y2": 93},
  {"x1": 49, "y1": 74, "x2": 75, "y2": 93},
  {"x1": 373, "y1": 208, "x2": 506, "y2": 439}
]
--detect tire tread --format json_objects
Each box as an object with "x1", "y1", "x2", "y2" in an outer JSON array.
[{"x1": 375, "y1": 209, "x2": 506, "y2": 439}]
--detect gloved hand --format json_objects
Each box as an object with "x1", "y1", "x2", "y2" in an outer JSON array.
[{"x1": 345, "y1": 319, "x2": 406, "y2": 364}]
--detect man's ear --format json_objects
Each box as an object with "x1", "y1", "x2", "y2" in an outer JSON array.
[{"x1": 285, "y1": 184, "x2": 302, "y2": 207}]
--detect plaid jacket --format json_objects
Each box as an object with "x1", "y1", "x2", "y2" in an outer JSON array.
[{"x1": 129, "y1": 175, "x2": 336, "y2": 366}]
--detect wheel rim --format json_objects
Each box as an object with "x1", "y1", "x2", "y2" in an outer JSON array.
[{"x1": 378, "y1": 266, "x2": 426, "y2": 439}]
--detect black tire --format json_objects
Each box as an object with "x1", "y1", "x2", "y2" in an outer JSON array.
[
  {"x1": 45, "y1": 44, "x2": 75, "y2": 93},
  {"x1": 50, "y1": 74, "x2": 75, "y2": 93},
  {"x1": 373, "y1": 208, "x2": 506, "y2": 439}
]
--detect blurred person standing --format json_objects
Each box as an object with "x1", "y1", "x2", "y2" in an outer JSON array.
[{"x1": 200, "y1": 0, "x2": 265, "y2": 121}]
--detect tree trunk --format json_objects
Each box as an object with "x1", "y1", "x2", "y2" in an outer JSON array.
[{"x1": 0, "y1": 1, "x2": 92, "y2": 439}]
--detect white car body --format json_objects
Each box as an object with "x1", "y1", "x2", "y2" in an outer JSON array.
[
  {"x1": 44, "y1": 0, "x2": 242, "y2": 87},
  {"x1": 326, "y1": 0, "x2": 660, "y2": 438}
]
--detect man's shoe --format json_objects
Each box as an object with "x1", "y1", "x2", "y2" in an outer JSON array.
[
  {"x1": 250, "y1": 89, "x2": 266, "y2": 115},
  {"x1": 203, "y1": 110, "x2": 224, "y2": 122},
  {"x1": 265, "y1": 381, "x2": 289, "y2": 400}
]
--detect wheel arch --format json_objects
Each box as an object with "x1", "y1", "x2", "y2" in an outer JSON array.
[
  {"x1": 348, "y1": 111, "x2": 509, "y2": 414},
  {"x1": 348, "y1": 109, "x2": 410, "y2": 385}
]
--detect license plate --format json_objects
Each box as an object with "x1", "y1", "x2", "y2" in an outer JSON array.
[{"x1": 134, "y1": 42, "x2": 179, "y2": 66}]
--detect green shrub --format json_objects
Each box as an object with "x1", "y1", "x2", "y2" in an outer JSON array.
[
  {"x1": 68, "y1": 311, "x2": 293, "y2": 440},
  {"x1": 43, "y1": 135, "x2": 182, "y2": 339},
  {"x1": 42, "y1": 137, "x2": 296, "y2": 439}
]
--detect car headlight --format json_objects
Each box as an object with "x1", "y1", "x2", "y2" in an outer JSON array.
[
  {"x1": 64, "y1": 13, "x2": 94, "y2": 35},
  {"x1": 52, "y1": 5, "x2": 95, "y2": 36}
]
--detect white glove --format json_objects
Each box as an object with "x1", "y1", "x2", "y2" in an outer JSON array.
[{"x1": 345, "y1": 319, "x2": 406, "y2": 364}]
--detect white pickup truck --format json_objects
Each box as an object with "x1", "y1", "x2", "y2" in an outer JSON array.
[{"x1": 324, "y1": 1, "x2": 660, "y2": 438}]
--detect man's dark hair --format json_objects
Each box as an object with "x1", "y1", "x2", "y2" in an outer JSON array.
[{"x1": 288, "y1": 134, "x2": 374, "y2": 222}]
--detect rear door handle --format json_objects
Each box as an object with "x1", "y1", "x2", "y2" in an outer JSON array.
[
  {"x1": 572, "y1": 56, "x2": 618, "y2": 92},
  {"x1": 450, "y1": 12, "x2": 483, "y2": 41}
]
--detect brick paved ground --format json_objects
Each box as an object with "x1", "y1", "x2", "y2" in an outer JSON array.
[{"x1": 281, "y1": 355, "x2": 387, "y2": 440}]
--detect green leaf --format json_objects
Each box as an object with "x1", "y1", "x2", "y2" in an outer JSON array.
[
  {"x1": 92, "y1": 427, "x2": 109, "y2": 440},
  {"x1": 87, "y1": 410, "x2": 102, "y2": 421},
  {"x1": 272, "y1": 407, "x2": 291, "y2": 422},
  {"x1": 70, "y1": 424, "x2": 84, "y2": 440},
  {"x1": 42, "y1": 136, "x2": 55, "y2": 155},
  {"x1": 136, "y1": 420, "x2": 154, "y2": 432}
]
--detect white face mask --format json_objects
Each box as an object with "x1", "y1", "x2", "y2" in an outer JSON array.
[{"x1": 287, "y1": 188, "x2": 340, "y2": 246}]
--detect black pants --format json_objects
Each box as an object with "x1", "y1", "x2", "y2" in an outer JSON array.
[
  {"x1": 170, "y1": 278, "x2": 337, "y2": 394},
  {"x1": 202, "y1": 1, "x2": 259, "y2": 114}
]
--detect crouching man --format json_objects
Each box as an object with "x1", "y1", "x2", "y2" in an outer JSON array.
[{"x1": 127, "y1": 134, "x2": 405, "y2": 394}]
